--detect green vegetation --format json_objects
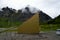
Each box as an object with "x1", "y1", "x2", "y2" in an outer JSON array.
[
  {"x1": 0, "y1": 17, "x2": 22, "y2": 28},
  {"x1": 0, "y1": 14, "x2": 60, "y2": 32},
  {"x1": 0, "y1": 7, "x2": 59, "y2": 33},
  {"x1": 47, "y1": 15, "x2": 60, "y2": 24},
  {"x1": 41, "y1": 15, "x2": 60, "y2": 31},
  {"x1": 40, "y1": 24, "x2": 60, "y2": 31}
]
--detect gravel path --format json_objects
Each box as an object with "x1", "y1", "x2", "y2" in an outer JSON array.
[{"x1": 0, "y1": 31, "x2": 60, "y2": 40}]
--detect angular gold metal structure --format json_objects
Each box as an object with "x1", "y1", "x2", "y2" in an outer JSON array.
[{"x1": 17, "y1": 13, "x2": 40, "y2": 34}]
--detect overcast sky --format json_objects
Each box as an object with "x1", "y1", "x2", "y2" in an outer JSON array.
[{"x1": 0, "y1": 0, "x2": 60, "y2": 18}]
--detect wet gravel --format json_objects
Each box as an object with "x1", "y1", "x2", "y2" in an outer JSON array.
[{"x1": 0, "y1": 31, "x2": 60, "y2": 40}]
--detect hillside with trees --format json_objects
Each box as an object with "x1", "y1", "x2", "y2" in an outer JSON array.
[
  {"x1": 47, "y1": 15, "x2": 60, "y2": 24},
  {"x1": 0, "y1": 6, "x2": 52, "y2": 28}
]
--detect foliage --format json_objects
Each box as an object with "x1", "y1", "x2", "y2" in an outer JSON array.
[
  {"x1": 47, "y1": 15, "x2": 60, "y2": 24},
  {"x1": 40, "y1": 15, "x2": 60, "y2": 31},
  {"x1": 40, "y1": 24, "x2": 60, "y2": 31},
  {"x1": 0, "y1": 17, "x2": 22, "y2": 28}
]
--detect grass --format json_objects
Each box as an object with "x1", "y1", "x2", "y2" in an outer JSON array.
[
  {"x1": 0, "y1": 17, "x2": 60, "y2": 32},
  {"x1": 0, "y1": 17, "x2": 22, "y2": 28},
  {"x1": 40, "y1": 24, "x2": 60, "y2": 31},
  {"x1": 1, "y1": 24, "x2": 60, "y2": 33},
  {"x1": 0, "y1": 24, "x2": 60, "y2": 33}
]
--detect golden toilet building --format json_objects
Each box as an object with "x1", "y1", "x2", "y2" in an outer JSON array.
[{"x1": 17, "y1": 13, "x2": 40, "y2": 34}]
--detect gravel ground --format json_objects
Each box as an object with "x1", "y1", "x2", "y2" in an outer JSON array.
[{"x1": 0, "y1": 31, "x2": 60, "y2": 40}]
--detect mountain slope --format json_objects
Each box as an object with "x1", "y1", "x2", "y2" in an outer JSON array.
[
  {"x1": 0, "y1": 6, "x2": 52, "y2": 23},
  {"x1": 21, "y1": 6, "x2": 52, "y2": 23},
  {"x1": 47, "y1": 15, "x2": 60, "y2": 24}
]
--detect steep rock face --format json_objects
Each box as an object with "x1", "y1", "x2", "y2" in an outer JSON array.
[
  {"x1": 47, "y1": 15, "x2": 60, "y2": 24},
  {"x1": 20, "y1": 6, "x2": 52, "y2": 23},
  {"x1": 0, "y1": 6, "x2": 52, "y2": 23},
  {"x1": 39, "y1": 11, "x2": 51, "y2": 23}
]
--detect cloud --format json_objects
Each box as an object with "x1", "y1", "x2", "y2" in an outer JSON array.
[
  {"x1": 0, "y1": 0, "x2": 60, "y2": 18},
  {"x1": 35, "y1": 0, "x2": 60, "y2": 18}
]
